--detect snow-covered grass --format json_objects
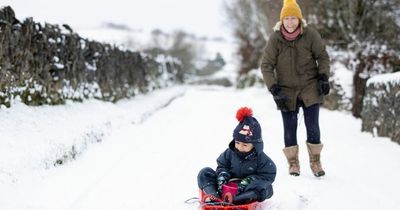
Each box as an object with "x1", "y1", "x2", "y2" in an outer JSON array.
[
  {"x1": 1, "y1": 86, "x2": 399, "y2": 210},
  {"x1": 0, "y1": 86, "x2": 186, "y2": 184}
]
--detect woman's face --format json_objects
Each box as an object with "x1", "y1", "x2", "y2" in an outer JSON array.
[{"x1": 283, "y1": 16, "x2": 300, "y2": 33}]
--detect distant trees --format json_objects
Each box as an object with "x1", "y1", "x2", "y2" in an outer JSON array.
[
  {"x1": 144, "y1": 30, "x2": 201, "y2": 78},
  {"x1": 224, "y1": 0, "x2": 266, "y2": 75},
  {"x1": 142, "y1": 29, "x2": 200, "y2": 82},
  {"x1": 143, "y1": 29, "x2": 226, "y2": 79},
  {"x1": 308, "y1": 0, "x2": 400, "y2": 49}
]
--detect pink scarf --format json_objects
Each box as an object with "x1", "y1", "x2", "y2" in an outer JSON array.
[{"x1": 280, "y1": 25, "x2": 301, "y2": 41}]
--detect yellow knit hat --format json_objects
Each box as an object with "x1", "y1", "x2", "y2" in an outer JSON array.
[{"x1": 280, "y1": 0, "x2": 303, "y2": 21}]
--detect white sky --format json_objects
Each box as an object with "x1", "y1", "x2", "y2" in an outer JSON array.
[{"x1": 2, "y1": 0, "x2": 230, "y2": 38}]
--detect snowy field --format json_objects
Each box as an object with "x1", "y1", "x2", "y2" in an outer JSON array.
[{"x1": 1, "y1": 86, "x2": 399, "y2": 210}]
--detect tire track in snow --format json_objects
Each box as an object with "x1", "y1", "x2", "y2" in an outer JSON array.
[{"x1": 131, "y1": 91, "x2": 186, "y2": 125}]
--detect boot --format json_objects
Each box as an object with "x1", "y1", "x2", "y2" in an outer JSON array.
[
  {"x1": 283, "y1": 145, "x2": 300, "y2": 176},
  {"x1": 306, "y1": 142, "x2": 325, "y2": 177},
  {"x1": 202, "y1": 184, "x2": 221, "y2": 202},
  {"x1": 232, "y1": 191, "x2": 258, "y2": 205}
]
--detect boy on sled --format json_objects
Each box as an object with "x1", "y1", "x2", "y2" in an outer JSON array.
[{"x1": 197, "y1": 107, "x2": 276, "y2": 205}]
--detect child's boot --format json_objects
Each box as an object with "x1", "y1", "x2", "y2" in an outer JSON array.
[
  {"x1": 306, "y1": 142, "x2": 325, "y2": 177},
  {"x1": 283, "y1": 145, "x2": 300, "y2": 176},
  {"x1": 202, "y1": 184, "x2": 221, "y2": 202},
  {"x1": 232, "y1": 190, "x2": 258, "y2": 205}
]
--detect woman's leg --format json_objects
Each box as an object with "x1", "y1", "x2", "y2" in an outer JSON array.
[
  {"x1": 302, "y1": 103, "x2": 321, "y2": 144},
  {"x1": 281, "y1": 109, "x2": 299, "y2": 147},
  {"x1": 302, "y1": 103, "x2": 325, "y2": 176},
  {"x1": 281, "y1": 103, "x2": 301, "y2": 175}
]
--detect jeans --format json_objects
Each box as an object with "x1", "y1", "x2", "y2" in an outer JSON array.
[{"x1": 281, "y1": 100, "x2": 321, "y2": 147}]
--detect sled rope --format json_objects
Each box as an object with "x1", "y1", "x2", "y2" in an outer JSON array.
[
  {"x1": 184, "y1": 196, "x2": 234, "y2": 207},
  {"x1": 184, "y1": 197, "x2": 200, "y2": 204},
  {"x1": 200, "y1": 201, "x2": 234, "y2": 207}
]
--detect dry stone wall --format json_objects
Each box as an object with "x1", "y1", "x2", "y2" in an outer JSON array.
[
  {"x1": 0, "y1": 6, "x2": 182, "y2": 107},
  {"x1": 361, "y1": 72, "x2": 400, "y2": 144}
]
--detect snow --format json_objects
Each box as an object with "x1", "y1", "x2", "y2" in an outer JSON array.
[
  {"x1": 367, "y1": 71, "x2": 400, "y2": 86},
  {"x1": 1, "y1": 86, "x2": 400, "y2": 210},
  {"x1": 331, "y1": 62, "x2": 353, "y2": 99},
  {"x1": 0, "y1": 87, "x2": 186, "y2": 183},
  {"x1": 1, "y1": 1, "x2": 400, "y2": 209}
]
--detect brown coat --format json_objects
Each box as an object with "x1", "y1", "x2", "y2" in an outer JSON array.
[{"x1": 260, "y1": 21, "x2": 330, "y2": 111}]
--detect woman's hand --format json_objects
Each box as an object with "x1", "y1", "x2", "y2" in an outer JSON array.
[
  {"x1": 317, "y1": 74, "x2": 330, "y2": 95},
  {"x1": 270, "y1": 84, "x2": 289, "y2": 112}
]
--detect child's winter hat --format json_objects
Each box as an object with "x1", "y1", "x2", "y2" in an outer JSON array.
[
  {"x1": 280, "y1": 0, "x2": 303, "y2": 21},
  {"x1": 233, "y1": 107, "x2": 262, "y2": 143}
]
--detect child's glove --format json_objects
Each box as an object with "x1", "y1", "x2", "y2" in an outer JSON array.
[
  {"x1": 237, "y1": 176, "x2": 255, "y2": 194},
  {"x1": 217, "y1": 171, "x2": 230, "y2": 193}
]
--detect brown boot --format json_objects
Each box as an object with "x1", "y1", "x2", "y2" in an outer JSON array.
[
  {"x1": 306, "y1": 143, "x2": 326, "y2": 177},
  {"x1": 283, "y1": 145, "x2": 300, "y2": 176}
]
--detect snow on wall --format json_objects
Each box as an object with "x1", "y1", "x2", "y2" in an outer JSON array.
[
  {"x1": 362, "y1": 72, "x2": 400, "y2": 144},
  {"x1": 366, "y1": 71, "x2": 400, "y2": 86}
]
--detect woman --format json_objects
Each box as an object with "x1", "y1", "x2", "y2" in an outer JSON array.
[{"x1": 260, "y1": 0, "x2": 330, "y2": 177}]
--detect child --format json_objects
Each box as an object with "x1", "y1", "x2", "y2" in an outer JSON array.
[{"x1": 197, "y1": 107, "x2": 277, "y2": 205}]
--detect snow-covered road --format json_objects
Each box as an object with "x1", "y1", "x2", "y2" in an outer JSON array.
[{"x1": 1, "y1": 86, "x2": 400, "y2": 210}]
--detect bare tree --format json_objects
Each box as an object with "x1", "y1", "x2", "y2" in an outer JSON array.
[
  {"x1": 307, "y1": 0, "x2": 400, "y2": 49},
  {"x1": 223, "y1": 0, "x2": 312, "y2": 74},
  {"x1": 145, "y1": 29, "x2": 201, "y2": 78},
  {"x1": 224, "y1": 0, "x2": 267, "y2": 74},
  {"x1": 168, "y1": 31, "x2": 199, "y2": 74}
]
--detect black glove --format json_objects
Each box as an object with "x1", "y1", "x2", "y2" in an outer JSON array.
[
  {"x1": 317, "y1": 74, "x2": 330, "y2": 95},
  {"x1": 270, "y1": 84, "x2": 289, "y2": 111},
  {"x1": 237, "y1": 177, "x2": 255, "y2": 194},
  {"x1": 217, "y1": 172, "x2": 230, "y2": 193}
]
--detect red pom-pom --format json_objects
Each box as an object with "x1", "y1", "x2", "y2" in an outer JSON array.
[{"x1": 236, "y1": 107, "x2": 253, "y2": 122}]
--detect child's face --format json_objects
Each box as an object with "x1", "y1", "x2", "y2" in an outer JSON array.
[{"x1": 235, "y1": 140, "x2": 254, "y2": 153}]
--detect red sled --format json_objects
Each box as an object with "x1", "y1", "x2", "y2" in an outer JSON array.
[{"x1": 199, "y1": 190, "x2": 267, "y2": 210}]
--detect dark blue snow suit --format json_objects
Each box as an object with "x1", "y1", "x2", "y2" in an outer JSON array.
[{"x1": 198, "y1": 139, "x2": 276, "y2": 201}]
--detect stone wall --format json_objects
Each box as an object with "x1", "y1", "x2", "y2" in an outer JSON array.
[
  {"x1": 0, "y1": 6, "x2": 182, "y2": 107},
  {"x1": 361, "y1": 72, "x2": 400, "y2": 144}
]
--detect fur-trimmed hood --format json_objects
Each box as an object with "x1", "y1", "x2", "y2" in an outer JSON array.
[{"x1": 273, "y1": 19, "x2": 308, "y2": 32}]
